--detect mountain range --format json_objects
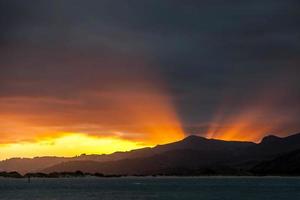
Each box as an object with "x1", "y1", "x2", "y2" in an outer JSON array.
[{"x1": 1, "y1": 133, "x2": 300, "y2": 176}]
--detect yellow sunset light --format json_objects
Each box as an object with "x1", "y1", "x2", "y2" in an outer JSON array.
[{"x1": 0, "y1": 133, "x2": 146, "y2": 160}]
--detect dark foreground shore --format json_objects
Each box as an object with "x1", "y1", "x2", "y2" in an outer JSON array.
[{"x1": 1, "y1": 171, "x2": 300, "y2": 179}]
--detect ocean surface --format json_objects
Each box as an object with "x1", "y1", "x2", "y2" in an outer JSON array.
[{"x1": 0, "y1": 177, "x2": 299, "y2": 200}]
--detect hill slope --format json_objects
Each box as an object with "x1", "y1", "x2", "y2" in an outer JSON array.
[
  {"x1": 0, "y1": 135, "x2": 254, "y2": 174},
  {"x1": 43, "y1": 133, "x2": 300, "y2": 175},
  {"x1": 2, "y1": 133, "x2": 300, "y2": 175},
  {"x1": 251, "y1": 149, "x2": 300, "y2": 175}
]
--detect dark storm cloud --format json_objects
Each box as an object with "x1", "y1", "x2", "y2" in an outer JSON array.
[{"x1": 0, "y1": 0, "x2": 300, "y2": 138}]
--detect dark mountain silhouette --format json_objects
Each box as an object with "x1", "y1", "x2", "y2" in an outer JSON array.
[
  {"x1": 1, "y1": 132, "x2": 300, "y2": 175},
  {"x1": 41, "y1": 136, "x2": 254, "y2": 174},
  {"x1": 154, "y1": 135, "x2": 255, "y2": 153},
  {"x1": 251, "y1": 149, "x2": 300, "y2": 175},
  {"x1": 234, "y1": 132, "x2": 300, "y2": 169},
  {"x1": 0, "y1": 147, "x2": 159, "y2": 174},
  {"x1": 249, "y1": 133, "x2": 300, "y2": 159},
  {"x1": 43, "y1": 149, "x2": 245, "y2": 175},
  {"x1": 0, "y1": 135, "x2": 254, "y2": 174},
  {"x1": 0, "y1": 157, "x2": 69, "y2": 174}
]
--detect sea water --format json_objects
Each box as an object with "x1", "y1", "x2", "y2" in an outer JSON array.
[{"x1": 0, "y1": 177, "x2": 299, "y2": 200}]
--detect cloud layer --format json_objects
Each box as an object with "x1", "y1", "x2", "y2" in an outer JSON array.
[{"x1": 0, "y1": 0, "x2": 299, "y2": 146}]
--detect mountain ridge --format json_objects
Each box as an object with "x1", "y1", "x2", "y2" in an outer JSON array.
[{"x1": 1, "y1": 132, "x2": 300, "y2": 175}]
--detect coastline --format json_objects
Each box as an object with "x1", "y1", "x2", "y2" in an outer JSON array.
[{"x1": 1, "y1": 171, "x2": 299, "y2": 179}]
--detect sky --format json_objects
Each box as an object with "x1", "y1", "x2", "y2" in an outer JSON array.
[{"x1": 0, "y1": 0, "x2": 300, "y2": 159}]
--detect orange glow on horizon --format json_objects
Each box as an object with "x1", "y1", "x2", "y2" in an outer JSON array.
[
  {"x1": 0, "y1": 133, "x2": 147, "y2": 160},
  {"x1": 0, "y1": 55, "x2": 185, "y2": 159},
  {"x1": 205, "y1": 70, "x2": 298, "y2": 142},
  {"x1": 205, "y1": 109, "x2": 273, "y2": 142}
]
